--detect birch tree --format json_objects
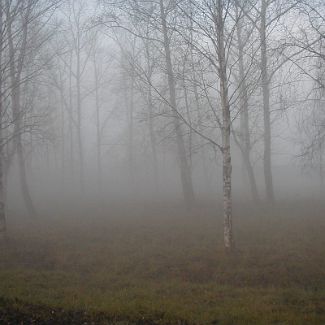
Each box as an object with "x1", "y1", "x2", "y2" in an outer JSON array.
[
  {"x1": 175, "y1": 0, "x2": 248, "y2": 250},
  {"x1": 101, "y1": 0, "x2": 196, "y2": 207},
  {"x1": 238, "y1": 0, "x2": 300, "y2": 203},
  {"x1": 5, "y1": 0, "x2": 38, "y2": 216},
  {"x1": 232, "y1": 1, "x2": 260, "y2": 203},
  {"x1": 60, "y1": 0, "x2": 94, "y2": 193}
]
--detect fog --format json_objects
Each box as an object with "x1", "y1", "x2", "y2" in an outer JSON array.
[
  {"x1": 0, "y1": 0, "x2": 324, "y2": 323},
  {"x1": 1, "y1": 0, "x2": 324, "y2": 237}
]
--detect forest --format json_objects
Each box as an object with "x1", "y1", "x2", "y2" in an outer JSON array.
[{"x1": 0, "y1": 0, "x2": 324, "y2": 324}]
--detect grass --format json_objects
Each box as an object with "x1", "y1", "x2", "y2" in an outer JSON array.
[{"x1": 0, "y1": 199, "x2": 324, "y2": 324}]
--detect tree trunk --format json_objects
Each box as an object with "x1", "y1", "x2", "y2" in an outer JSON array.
[
  {"x1": 59, "y1": 80, "x2": 66, "y2": 191},
  {"x1": 147, "y1": 83, "x2": 159, "y2": 190},
  {"x1": 159, "y1": 0, "x2": 195, "y2": 207},
  {"x1": 0, "y1": 4, "x2": 5, "y2": 239},
  {"x1": 190, "y1": 41, "x2": 211, "y2": 193},
  {"x1": 6, "y1": 0, "x2": 36, "y2": 216},
  {"x1": 261, "y1": 0, "x2": 275, "y2": 204},
  {"x1": 94, "y1": 59, "x2": 103, "y2": 195},
  {"x1": 183, "y1": 76, "x2": 193, "y2": 168},
  {"x1": 0, "y1": 134, "x2": 5, "y2": 241},
  {"x1": 242, "y1": 150, "x2": 259, "y2": 202},
  {"x1": 318, "y1": 131, "x2": 324, "y2": 191},
  {"x1": 68, "y1": 55, "x2": 75, "y2": 183},
  {"x1": 17, "y1": 135, "x2": 36, "y2": 216},
  {"x1": 10, "y1": 85, "x2": 36, "y2": 217},
  {"x1": 236, "y1": 6, "x2": 260, "y2": 203},
  {"x1": 144, "y1": 40, "x2": 159, "y2": 190},
  {"x1": 0, "y1": 154, "x2": 5, "y2": 241},
  {"x1": 128, "y1": 73, "x2": 135, "y2": 184},
  {"x1": 76, "y1": 40, "x2": 84, "y2": 193},
  {"x1": 216, "y1": 0, "x2": 234, "y2": 251}
]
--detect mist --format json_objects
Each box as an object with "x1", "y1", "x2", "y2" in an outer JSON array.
[{"x1": 0, "y1": 0, "x2": 324, "y2": 324}]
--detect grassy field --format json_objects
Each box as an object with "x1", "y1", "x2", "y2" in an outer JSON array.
[{"x1": 0, "y1": 199, "x2": 324, "y2": 324}]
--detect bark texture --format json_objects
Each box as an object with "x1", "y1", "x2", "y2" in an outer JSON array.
[{"x1": 216, "y1": 0, "x2": 234, "y2": 251}]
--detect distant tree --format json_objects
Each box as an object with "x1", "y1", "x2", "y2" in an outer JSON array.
[
  {"x1": 238, "y1": 0, "x2": 300, "y2": 204},
  {"x1": 100, "y1": 0, "x2": 196, "y2": 208},
  {"x1": 298, "y1": 50, "x2": 325, "y2": 187}
]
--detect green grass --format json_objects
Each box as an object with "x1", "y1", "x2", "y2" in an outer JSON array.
[{"x1": 0, "y1": 200, "x2": 324, "y2": 324}]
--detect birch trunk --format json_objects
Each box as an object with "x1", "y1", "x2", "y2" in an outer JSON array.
[{"x1": 216, "y1": 0, "x2": 233, "y2": 251}]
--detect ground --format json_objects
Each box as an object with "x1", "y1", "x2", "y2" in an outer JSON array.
[{"x1": 0, "y1": 199, "x2": 324, "y2": 324}]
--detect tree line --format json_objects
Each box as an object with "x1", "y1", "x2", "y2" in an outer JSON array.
[{"x1": 0, "y1": 0, "x2": 324, "y2": 252}]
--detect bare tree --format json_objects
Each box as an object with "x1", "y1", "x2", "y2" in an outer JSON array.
[
  {"x1": 101, "y1": 0, "x2": 196, "y2": 207},
  {"x1": 5, "y1": 0, "x2": 37, "y2": 216},
  {"x1": 159, "y1": 0, "x2": 195, "y2": 207},
  {"x1": 238, "y1": 0, "x2": 300, "y2": 203},
  {"x1": 233, "y1": 2, "x2": 260, "y2": 203},
  {"x1": 60, "y1": 0, "x2": 94, "y2": 193},
  {"x1": 90, "y1": 32, "x2": 112, "y2": 195},
  {"x1": 174, "y1": 0, "x2": 246, "y2": 250},
  {"x1": 298, "y1": 47, "x2": 325, "y2": 188}
]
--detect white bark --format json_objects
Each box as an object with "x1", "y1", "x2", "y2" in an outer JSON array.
[{"x1": 216, "y1": 0, "x2": 234, "y2": 251}]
